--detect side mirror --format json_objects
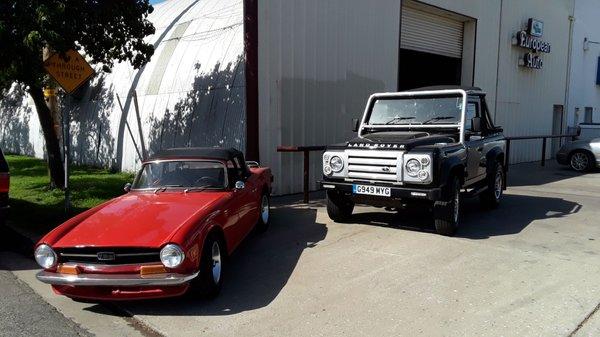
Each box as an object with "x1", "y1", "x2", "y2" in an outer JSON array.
[
  {"x1": 471, "y1": 116, "x2": 482, "y2": 133},
  {"x1": 123, "y1": 183, "x2": 132, "y2": 193},
  {"x1": 352, "y1": 118, "x2": 360, "y2": 132},
  {"x1": 235, "y1": 181, "x2": 245, "y2": 190}
]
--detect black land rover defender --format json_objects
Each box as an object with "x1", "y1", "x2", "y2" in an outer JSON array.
[{"x1": 320, "y1": 86, "x2": 506, "y2": 236}]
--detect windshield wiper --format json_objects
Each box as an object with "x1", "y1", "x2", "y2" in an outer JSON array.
[
  {"x1": 153, "y1": 184, "x2": 183, "y2": 194},
  {"x1": 422, "y1": 116, "x2": 456, "y2": 124},
  {"x1": 384, "y1": 116, "x2": 416, "y2": 125},
  {"x1": 184, "y1": 185, "x2": 219, "y2": 193}
]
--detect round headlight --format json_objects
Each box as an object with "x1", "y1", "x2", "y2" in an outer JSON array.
[
  {"x1": 35, "y1": 244, "x2": 57, "y2": 269},
  {"x1": 323, "y1": 154, "x2": 331, "y2": 164},
  {"x1": 323, "y1": 165, "x2": 333, "y2": 175},
  {"x1": 160, "y1": 244, "x2": 185, "y2": 268},
  {"x1": 418, "y1": 170, "x2": 429, "y2": 180},
  {"x1": 420, "y1": 157, "x2": 430, "y2": 166},
  {"x1": 405, "y1": 159, "x2": 422, "y2": 177},
  {"x1": 330, "y1": 156, "x2": 344, "y2": 172}
]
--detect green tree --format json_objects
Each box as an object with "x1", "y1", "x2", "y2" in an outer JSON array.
[{"x1": 0, "y1": 0, "x2": 155, "y2": 188}]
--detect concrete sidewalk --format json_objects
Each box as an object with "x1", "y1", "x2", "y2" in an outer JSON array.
[{"x1": 4, "y1": 161, "x2": 600, "y2": 337}]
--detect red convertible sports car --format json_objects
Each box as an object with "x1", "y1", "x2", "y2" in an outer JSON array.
[{"x1": 35, "y1": 148, "x2": 272, "y2": 301}]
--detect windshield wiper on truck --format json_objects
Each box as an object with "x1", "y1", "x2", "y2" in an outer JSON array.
[
  {"x1": 422, "y1": 116, "x2": 456, "y2": 124},
  {"x1": 384, "y1": 116, "x2": 416, "y2": 125}
]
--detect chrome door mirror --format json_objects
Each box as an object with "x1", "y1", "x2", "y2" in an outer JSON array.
[
  {"x1": 235, "y1": 181, "x2": 245, "y2": 190},
  {"x1": 123, "y1": 183, "x2": 132, "y2": 193}
]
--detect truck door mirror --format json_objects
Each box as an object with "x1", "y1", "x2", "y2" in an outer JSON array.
[
  {"x1": 352, "y1": 118, "x2": 360, "y2": 132},
  {"x1": 471, "y1": 116, "x2": 482, "y2": 133}
]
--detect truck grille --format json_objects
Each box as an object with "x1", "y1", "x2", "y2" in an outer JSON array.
[
  {"x1": 345, "y1": 150, "x2": 403, "y2": 183},
  {"x1": 57, "y1": 247, "x2": 161, "y2": 265}
]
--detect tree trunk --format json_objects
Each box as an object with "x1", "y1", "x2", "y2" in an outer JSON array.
[{"x1": 28, "y1": 85, "x2": 65, "y2": 189}]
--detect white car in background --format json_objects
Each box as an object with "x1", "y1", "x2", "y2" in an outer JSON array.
[{"x1": 556, "y1": 138, "x2": 600, "y2": 172}]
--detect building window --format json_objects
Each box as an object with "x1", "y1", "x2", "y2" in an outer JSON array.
[{"x1": 584, "y1": 107, "x2": 593, "y2": 123}]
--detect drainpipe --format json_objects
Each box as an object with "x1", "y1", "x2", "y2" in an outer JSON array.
[
  {"x1": 493, "y1": 0, "x2": 504, "y2": 124},
  {"x1": 564, "y1": 0, "x2": 576, "y2": 133}
]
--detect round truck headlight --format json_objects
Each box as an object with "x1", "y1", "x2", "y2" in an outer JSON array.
[
  {"x1": 35, "y1": 244, "x2": 57, "y2": 269},
  {"x1": 420, "y1": 157, "x2": 430, "y2": 166},
  {"x1": 160, "y1": 244, "x2": 185, "y2": 268},
  {"x1": 418, "y1": 170, "x2": 429, "y2": 181},
  {"x1": 405, "y1": 159, "x2": 422, "y2": 177},
  {"x1": 330, "y1": 156, "x2": 344, "y2": 172},
  {"x1": 323, "y1": 165, "x2": 333, "y2": 175}
]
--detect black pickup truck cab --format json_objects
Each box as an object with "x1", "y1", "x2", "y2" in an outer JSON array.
[{"x1": 320, "y1": 86, "x2": 506, "y2": 236}]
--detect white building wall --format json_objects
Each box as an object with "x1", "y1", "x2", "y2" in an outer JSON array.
[
  {"x1": 567, "y1": 0, "x2": 600, "y2": 127},
  {"x1": 258, "y1": 0, "x2": 401, "y2": 194},
  {"x1": 494, "y1": 0, "x2": 571, "y2": 163}
]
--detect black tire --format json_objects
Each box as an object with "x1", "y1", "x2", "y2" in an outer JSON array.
[
  {"x1": 433, "y1": 176, "x2": 461, "y2": 236},
  {"x1": 480, "y1": 162, "x2": 504, "y2": 209},
  {"x1": 189, "y1": 233, "x2": 225, "y2": 299},
  {"x1": 569, "y1": 150, "x2": 594, "y2": 172},
  {"x1": 255, "y1": 193, "x2": 270, "y2": 233},
  {"x1": 326, "y1": 190, "x2": 354, "y2": 222}
]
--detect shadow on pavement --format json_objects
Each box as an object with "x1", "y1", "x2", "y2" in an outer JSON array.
[
  {"x1": 507, "y1": 161, "x2": 598, "y2": 187},
  {"x1": 343, "y1": 193, "x2": 581, "y2": 239},
  {"x1": 91, "y1": 205, "x2": 327, "y2": 316}
]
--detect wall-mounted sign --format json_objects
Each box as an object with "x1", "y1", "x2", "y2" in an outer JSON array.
[{"x1": 514, "y1": 18, "x2": 550, "y2": 70}]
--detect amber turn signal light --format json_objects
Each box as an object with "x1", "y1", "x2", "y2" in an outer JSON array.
[
  {"x1": 57, "y1": 264, "x2": 79, "y2": 275},
  {"x1": 140, "y1": 265, "x2": 167, "y2": 276}
]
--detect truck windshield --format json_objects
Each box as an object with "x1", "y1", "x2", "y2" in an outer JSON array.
[
  {"x1": 132, "y1": 160, "x2": 227, "y2": 190},
  {"x1": 367, "y1": 95, "x2": 464, "y2": 126}
]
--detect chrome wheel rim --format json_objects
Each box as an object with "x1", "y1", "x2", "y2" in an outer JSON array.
[
  {"x1": 494, "y1": 169, "x2": 503, "y2": 200},
  {"x1": 571, "y1": 153, "x2": 588, "y2": 171},
  {"x1": 261, "y1": 195, "x2": 269, "y2": 224},
  {"x1": 211, "y1": 242, "x2": 221, "y2": 284},
  {"x1": 453, "y1": 186, "x2": 460, "y2": 223}
]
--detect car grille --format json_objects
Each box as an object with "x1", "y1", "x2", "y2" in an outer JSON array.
[
  {"x1": 345, "y1": 150, "x2": 403, "y2": 184},
  {"x1": 57, "y1": 247, "x2": 161, "y2": 265}
]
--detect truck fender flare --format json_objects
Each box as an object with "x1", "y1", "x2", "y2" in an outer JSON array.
[
  {"x1": 440, "y1": 156, "x2": 465, "y2": 189},
  {"x1": 485, "y1": 147, "x2": 505, "y2": 175}
]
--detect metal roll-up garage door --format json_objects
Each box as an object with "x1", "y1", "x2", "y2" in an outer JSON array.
[{"x1": 401, "y1": 4, "x2": 464, "y2": 58}]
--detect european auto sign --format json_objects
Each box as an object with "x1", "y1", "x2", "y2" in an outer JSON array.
[
  {"x1": 514, "y1": 18, "x2": 550, "y2": 70},
  {"x1": 44, "y1": 49, "x2": 95, "y2": 94}
]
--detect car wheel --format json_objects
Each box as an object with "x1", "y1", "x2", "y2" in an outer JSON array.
[
  {"x1": 255, "y1": 193, "x2": 270, "y2": 233},
  {"x1": 190, "y1": 233, "x2": 225, "y2": 299},
  {"x1": 326, "y1": 190, "x2": 354, "y2": 223},
  {"x1": 480, "y1": 162, "x2": 504, "y2": 209},
  {"x1": 433, "y1": 176, "x2": 461, "y2": 236},
  {"x1": 569, "y1": 151, "x2": 593, "y2": 172}
]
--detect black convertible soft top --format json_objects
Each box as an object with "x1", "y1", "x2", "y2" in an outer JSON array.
[{"x1": 148, "y1": 147, "x2": 245, "y2": 163}]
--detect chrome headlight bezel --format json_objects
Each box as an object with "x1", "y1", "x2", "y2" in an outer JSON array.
[
  {"x1": 329, "y1": 155, "x2": 344, "y2": 173},
  {"x1": 403, "y1": 153, "x2": 433, "y2": 184},
  {"x1": 160, "y1": 244, "x2": 185, "y2": 268},
  {"x1": 34, "y1": 244, "x2": 58, "y2": 269}
]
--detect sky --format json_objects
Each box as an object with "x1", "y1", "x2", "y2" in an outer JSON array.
[{"x1": 149, "y1": 0, "x2": 164, "y2": 4}]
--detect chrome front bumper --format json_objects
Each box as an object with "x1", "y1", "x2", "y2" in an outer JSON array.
[{"x1": 36, "y1": 271, "x2": 199, "y2": 286}]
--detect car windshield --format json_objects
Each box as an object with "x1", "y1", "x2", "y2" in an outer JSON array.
[
  {"x1": 367, "y1": 94, "x2": 464, "y2": 126},
  {"x1": 132, "y1": 160, "x2": 227, "y2": 190}
]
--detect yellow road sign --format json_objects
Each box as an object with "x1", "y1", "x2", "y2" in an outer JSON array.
[{"x1": 44, "y1": 49, "x2": 95, "y2": 94}]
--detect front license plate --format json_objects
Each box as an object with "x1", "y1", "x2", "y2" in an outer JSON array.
[{"x1": 352, "y1": 184, "x2": 391, "y2": 197}]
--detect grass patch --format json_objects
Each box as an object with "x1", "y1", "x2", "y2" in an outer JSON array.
[{"x1": 6, "y1": 155, "x2": 134, "y2": 236}]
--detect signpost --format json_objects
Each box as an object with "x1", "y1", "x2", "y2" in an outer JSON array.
[{"x1": 43, "y1": 49, "x2": 95, "y2": 212}]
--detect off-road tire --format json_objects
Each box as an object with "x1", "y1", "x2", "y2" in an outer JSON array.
[
  {"x1": 569, "y1": 150, "x2": 594, "y2": 172},
  {"x1": 189, "y1": 233, "x2": 225, "y2": 299},
  {"x1": 480, "y1": 162, "x2": 504, "y2": 209},
  {"x1": 255, "y1": 193, "x2": 270, "y2": 233},
  {"x1": 326, "y1": 190, "x2": 354, "y2": 222},
  {"x1": 433, "y1": 176, "x2": 461, "y2": 236}
]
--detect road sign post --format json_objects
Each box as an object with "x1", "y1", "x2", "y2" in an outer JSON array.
[{"x1": 44, "y1": 49, "x2": 95, "y2": 213}]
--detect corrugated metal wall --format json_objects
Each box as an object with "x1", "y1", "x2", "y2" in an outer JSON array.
[
  {"x1": 258, "y1": 0, "x2": 401, "y2": 195},
  {"x1": 1, "y1": 0, "x2": 246, "y2": 173}
]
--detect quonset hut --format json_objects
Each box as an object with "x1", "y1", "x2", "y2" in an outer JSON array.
[{"x1": 1, "y1": 0, "x2": 249, "y2": 173}]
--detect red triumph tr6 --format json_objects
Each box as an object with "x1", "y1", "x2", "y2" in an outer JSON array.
[{"x1": 34, "y1": 148, "x2": 272, "y2": 301}]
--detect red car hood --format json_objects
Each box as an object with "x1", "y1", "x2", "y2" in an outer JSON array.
[{"x1": 53, "y1": 191, "x2": 229, "y2": 248}]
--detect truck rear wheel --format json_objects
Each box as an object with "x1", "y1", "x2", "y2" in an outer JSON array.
[
  {"x1": 326, "y1": 190, "x2": 354, "y2": 222},
  {"x1": 433, "y1": 176, "x2": 461, "y2": 236},
  {"x1": 480, "y1": 162, "x2": 504, "y2": 209}
]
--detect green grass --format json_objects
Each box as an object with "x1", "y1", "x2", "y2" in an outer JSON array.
[{"x1": 6, "y1": 155, "x2": 134, "y2": 235}]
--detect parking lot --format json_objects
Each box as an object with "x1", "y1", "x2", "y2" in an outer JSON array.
[{"x1": 2, "y1": 162, "x2": 600, "y2": 337}]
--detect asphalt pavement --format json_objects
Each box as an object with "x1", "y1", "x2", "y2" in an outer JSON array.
[{"x1": 0, "y1": 268, "x2": 91, "y2": 337}]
